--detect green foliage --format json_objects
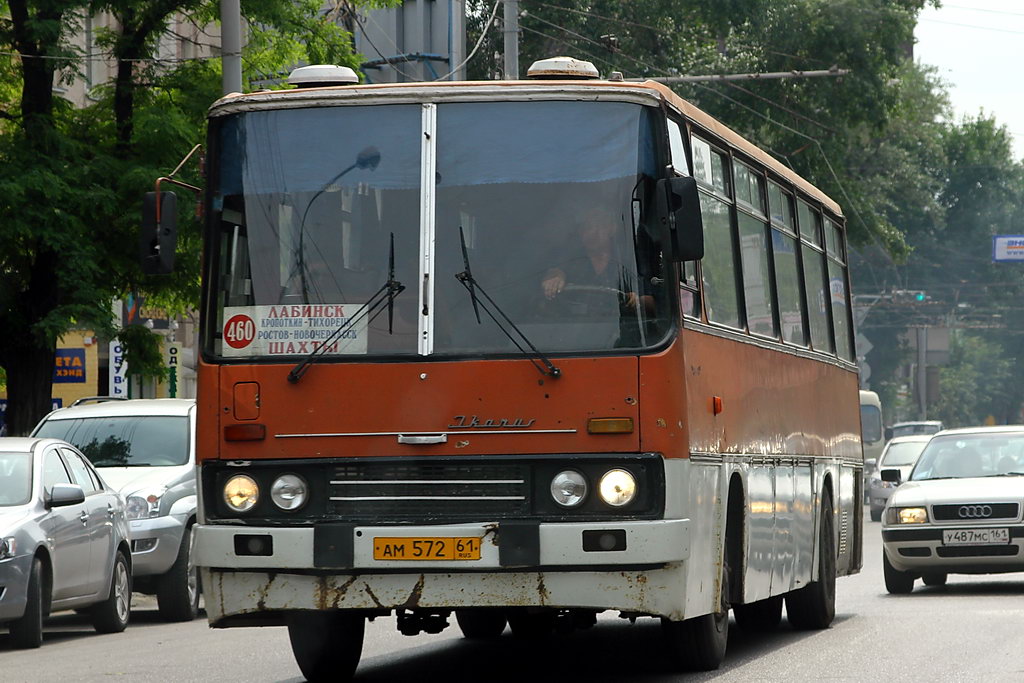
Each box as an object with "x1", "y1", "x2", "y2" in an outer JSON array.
[
  {"x1": 932, "y1": 333, "x2": 1014, "y2": 428},
  {"x1": 116, "y1": 324, "x2": 168, "y2": 382}
]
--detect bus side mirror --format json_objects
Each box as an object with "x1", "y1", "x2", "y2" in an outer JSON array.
[
  {"x1": 656, "y1": 176, "x2": 704, "y2": 262},
  {"x1": 141, "y1": 191, "x2": 178, "y2": 274}
]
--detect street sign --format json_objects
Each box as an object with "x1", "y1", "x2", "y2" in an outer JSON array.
[{"x1": 992, "y1": 235, "x2": 1024, "y2": 262}]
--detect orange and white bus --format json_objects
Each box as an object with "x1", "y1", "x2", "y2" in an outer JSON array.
[{"x1": 150, "y1": 56, "x2": 862, "y2": 679}]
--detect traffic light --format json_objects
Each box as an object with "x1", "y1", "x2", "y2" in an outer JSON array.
[{"x1": 891, "y1": 289, "x2": 930, "y2": 303}]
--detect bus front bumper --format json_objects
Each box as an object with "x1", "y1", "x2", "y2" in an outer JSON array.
[{"x1": 195, "y1": 519, "x2": 691, "y2": 622}]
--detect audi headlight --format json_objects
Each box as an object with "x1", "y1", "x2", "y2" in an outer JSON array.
[
  {"x1": 224, "y1": 475, "x2": 259, "y2": 512},
  {"x1": 270, "y1": 474, "x2": 308, "y2": 511},
  {"x1": 886, "y1": 506, "x2": 928, "y2": 524},
  {"x1": 125, "y1": 487, "x2": 166, "y2": 520},
  {"x1": 550, "y1": 470, "x2": 588, "y2": 507},
  {"x1": 0, "y1": 537, "x2": 16, "y2": 561},
  {"x1": 598, "y1": 469, "x2": 637, "y2": 507}
]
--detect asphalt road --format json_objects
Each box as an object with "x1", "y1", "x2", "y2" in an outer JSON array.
[{"x1": 5, "y1": 508, "x2": 1024, "y2": 682}]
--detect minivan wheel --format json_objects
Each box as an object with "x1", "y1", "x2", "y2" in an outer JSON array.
[{"x1": 157, "y1": 523, "x2": 200, "y2": 621}]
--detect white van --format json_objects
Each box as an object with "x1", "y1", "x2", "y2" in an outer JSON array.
[{"x1": 32, "y1": 398, "x2": 199, "y2": 621}]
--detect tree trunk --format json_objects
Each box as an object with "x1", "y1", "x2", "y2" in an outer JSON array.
[{"x1": 2, "y1": 342, "x2": 55, "y2": 436}]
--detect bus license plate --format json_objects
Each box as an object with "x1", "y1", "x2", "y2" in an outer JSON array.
[
  {"x1": 942, "y1": 528, "x2": 1009, "y2": 545},
  {"x1": 373, "y1": 537, "x2": 482, "y2": 561}
]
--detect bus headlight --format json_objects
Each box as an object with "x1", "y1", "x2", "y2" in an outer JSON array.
[
  {"x1": 270, "y1": 474, "x2": 308, "y2": 511},
  {"x1": 224, "y1": 475, "x2": 259, "y2": 512},
  {"x1": 550, "y1": 470, "x2": 587, "y2": 507},
  {"x1": 598, "y1": 469, "x2": 637, "y2": 507}
]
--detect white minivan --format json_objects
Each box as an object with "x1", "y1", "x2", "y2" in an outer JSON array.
[{"x1": 33, "y1": 398, "x2": 200, "y2": 621}]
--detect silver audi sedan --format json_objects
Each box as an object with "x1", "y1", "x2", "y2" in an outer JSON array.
[
  {"x1": 881, "y1": 426, "x2": 1024, "y2": 594},
  {"x1": 0, "y1": 437, "x2": 132, "y2": 648}
]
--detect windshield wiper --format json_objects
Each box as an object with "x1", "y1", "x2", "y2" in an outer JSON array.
[
  {"x1": 454, "y1": 227, "x2": 560, "y2": 378},
  {"x1": 288, "y1": 234, "x2": 404, "y2": 383}
]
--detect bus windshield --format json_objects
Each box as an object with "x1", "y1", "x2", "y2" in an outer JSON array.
[{"x1": 208, "y1": 100, "x2": 671, "y2": 360}]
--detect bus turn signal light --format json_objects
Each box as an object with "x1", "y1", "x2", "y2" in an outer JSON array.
[
  {"x1": 224, "y1": 423, "x2": 266, "y2": 441},
  {"x1": 587, "y1": 418, "x2": 634, "y2": 434}
]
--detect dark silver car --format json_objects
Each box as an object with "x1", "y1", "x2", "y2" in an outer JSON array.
[
  {"x1": 0, "y1": 437, "x2": 131, "y2": 648},
  {"x1": 867, "y1": 435, "x2": 931, "y2": 522}
]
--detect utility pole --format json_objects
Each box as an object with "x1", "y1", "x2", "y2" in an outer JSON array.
[
  {"x1": 916, "y1": 326, "x2": 928, "y2": 419},
  {"x1": 221, "y1": 0, "x2": 243, "y2": 94},
  {"x1": 503, "y1": 0, "x2": 519, "y2": 79}
]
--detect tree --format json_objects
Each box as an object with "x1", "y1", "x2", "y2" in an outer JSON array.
[{"x1": 0, "y1": 0, "x2": 391, "y2": 434}]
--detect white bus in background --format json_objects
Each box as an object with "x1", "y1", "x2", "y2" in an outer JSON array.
[{"x1": 860, "y1": 390, "x2": 884, "y2": 498}]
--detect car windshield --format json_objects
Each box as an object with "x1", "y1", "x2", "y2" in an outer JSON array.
[
  {"x1": 34, "y1": 416, "x2": 190, "y2": 467},
  {"x1": 207, "y1": 99, "x2": 671, "y2": 360},
  {"x1": 891, "y1": 422, "x2": 942, "y2": 437},
  {"x1": 0, "y1": 452, "x2": 32, "y2": 505},
  {"x1": 910, "y1": 433, "x2": 1024, "y2": 480},
  {"x1": 880, "y1": 441, "x2": 928, "y2": 467}
]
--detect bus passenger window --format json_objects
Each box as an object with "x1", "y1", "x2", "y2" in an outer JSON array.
[
  {"x1": 700, "y1": 193, "x2": 741, "y2": 328},
  {"x1": 768, "y1": 183, "x2": 805, "y2": 345},
  {"x1": 797, "y1": 200, "x2": 832, "y2": 353},
  {"x1": 826, "y1": 218, "x2": 853, "y2": 361},
  {"x1": 738, "y1": 213, "x2": 775, "y2": 337}
]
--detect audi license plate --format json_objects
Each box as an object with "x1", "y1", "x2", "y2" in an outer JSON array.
[
  {"x1": 373, "y1": 536, "x2": 482, "y2": 561},
  {"x1": 942, "y1": 528, "x2": 1010, "y2": 545}
]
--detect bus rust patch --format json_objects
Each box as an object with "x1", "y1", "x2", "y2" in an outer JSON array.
[
  {"x1": 537, "y1": 574, "x2": 549, "y2": 604},
  {"x1": 398, "y1": 575, "x2": 426, "y2": 609},
  {"x1": 256, "y1": 572, "x2": 277, "y2": 611}
]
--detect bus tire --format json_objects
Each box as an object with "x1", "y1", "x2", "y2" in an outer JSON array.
[
  {"x1": 455, "y1": 609, "x2": 507, "y2": 639},
  {"x1": 287, "y1": 610, "x2": 365, "y2": 683},
  {"x1": 732, "y1": 595, "x2": 783, "y2": 632},
  {"x1": 507, "y1": 609, "x2": 555, "y2": 639},
  {"x1": 883, "y1": 553, "x2": 916, "y2": 594},
  {"x1": 661, "y1": 560, "x2": 729, "y2": 671},
  {"x1": 157, "y1": 522, "x2": 200, "y2": 622},
  {"x1": 9, "y1": 558, "x2": 45, "y2": 649},
  {"x1": 786, "y1": 491, "x2": 836, "y2": 630}
]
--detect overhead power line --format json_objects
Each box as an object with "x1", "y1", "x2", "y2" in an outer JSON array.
[{"x1": 638, "y1": 67, "x2": 850, "y2": 84}]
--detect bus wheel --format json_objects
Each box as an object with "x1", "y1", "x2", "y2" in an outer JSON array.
[
  {"x1": 507, "y1": 609, "x2": 555, "y2": 639},
  {"x1": 786, "y1": 490, "x2": 836, "y2": 630},
  {"x1": 883, "y1": 553, "x2": 916, "y2": 594},
  {"x1": 732, "y1": 595, "x2": 783, "y2": 632},
  {"x1": 455, "y1": 609, "x2": 508, "y2": 639},
  {"x1": 287, "y1": 611, "x2": 365, "y2": 682},
  {"x1": 661, "y1": 562, "x2": 729, "y2": 671}
]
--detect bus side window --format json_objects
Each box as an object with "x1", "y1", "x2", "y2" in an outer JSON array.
[
  {"x1": 768, "y1": 182, "x2": 806, "y2": 346},
  {"x1": 825, "y1": 217, "x2": 854, "y2": 361},
  {"x1": 693, "y1": 136, "x2": 741, "y2": 329},
  {"x1": 797, "y1": 199, "x2": 833, "y2": 353}
]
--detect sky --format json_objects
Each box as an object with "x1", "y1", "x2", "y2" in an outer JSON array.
[{"x1": 914, "y1": 1, "x2": 1024, "y2": 161}]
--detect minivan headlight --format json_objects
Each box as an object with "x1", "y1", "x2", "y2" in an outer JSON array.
[{"x1": 126, "y1": 487, "x2": 166, "y2": 520}]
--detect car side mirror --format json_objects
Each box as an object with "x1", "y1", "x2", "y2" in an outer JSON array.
[
  {"x1": 864, "y1": 458, "x2": 877, "y2": 472},
  {"x1": 48, "y1": 483, "x2": 86, "y2": 508},
  {"x1": 141, "y1": 191, "x2": 178, "y2": 274},
  {"x1": 655, "y1": 176, "x2": 704, "y2": 262},
  {"x1": 880, "y1": 469, "x2": 902, "y2": 484}
]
